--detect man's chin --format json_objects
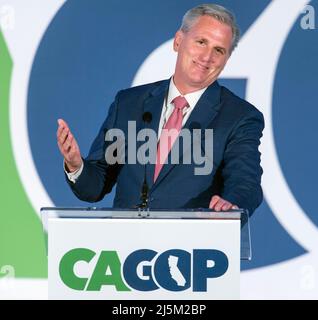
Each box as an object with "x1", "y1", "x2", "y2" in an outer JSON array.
[{"x1": 188, "y1": 78, "x2": 210, "y2": 89}]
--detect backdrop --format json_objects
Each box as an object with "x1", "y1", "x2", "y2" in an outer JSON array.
[{"x1": 0, "y1": 0, "x2": 317, "y2": 299}]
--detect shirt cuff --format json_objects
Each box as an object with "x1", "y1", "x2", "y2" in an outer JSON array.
[{"x1": 64, "y1": 161, "x2": 84, "y2": 183}]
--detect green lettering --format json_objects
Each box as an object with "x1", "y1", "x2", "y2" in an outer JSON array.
[
  {"x1": 59, "y1": 248, "x2": 95, "y2": 290},
  {"x1": 87, "y1": 251, "x2": 130, "y2": 291}
]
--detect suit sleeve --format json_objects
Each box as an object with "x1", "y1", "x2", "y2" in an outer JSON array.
[
  {"x1": 221, "y1": 109, "x2": 264, "y2": 215},
  {"x1": 66, "y1": 92, "x2": 123, "y2": 202}
]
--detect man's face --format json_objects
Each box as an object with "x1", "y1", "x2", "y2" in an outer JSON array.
[{"x1": 173, "y1": 15, "x2": 233, "y2": 94}]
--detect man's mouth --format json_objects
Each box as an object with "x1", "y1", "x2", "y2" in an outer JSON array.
[{"x1": 193, "y1": 60, "x2": 209, "y2": 71}]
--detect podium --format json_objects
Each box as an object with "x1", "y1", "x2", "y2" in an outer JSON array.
[{"x1": 41, "y1": 208, "x2": 251, "y2": 300}]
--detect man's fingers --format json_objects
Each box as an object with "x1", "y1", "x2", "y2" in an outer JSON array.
[
  {"x1": 57, "y1": 126, "x2": 69, "y2": 145},
  {"x1": 214, "y1": 199, "x2": 227, "y2": 211},
  {"x1": 209, "y1": 195, "x2": 238, "y2": 212},
  {"x1": 58, "y1": 118, "x2": 68, "y2": 128},
  {"x1": 56, "y1": 118, "x2": 82, "y2": 172},
  {"x1": 57, "y1": 119, "x2": 75, "y2": 156},
  {"x1": 62, "y1": 129, "x2": 70, "y2": 147},
  {"x1": 209, "y1": 195, "x2": 220, "y2": 209},
  {"x1": 63, "y1": 133, "x2": 72, "y2": 152},
  {"x1": 57, "y1": 133, "x2": 73, "y2": 159},
  {"x1": 70, "y1": 136, "x2": 79, "y2": 153},
  {"x1": 57, "y1": 119, "x2": 67, "y2": 135},
  {"x1": 57, "y1": 119, "x2": 70, "y2": 141},
  {"x1": 221, "y1": 202, "x2": 232, "y2": 211}
]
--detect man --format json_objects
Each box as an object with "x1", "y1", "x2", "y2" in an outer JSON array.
[{"x1": 57, "y1": 4, "x2": 264, "y2": 215}]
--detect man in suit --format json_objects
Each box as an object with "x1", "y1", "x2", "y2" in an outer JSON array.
[{"x1": 57, "y1": 4, "x2": 264, "y2": 215}]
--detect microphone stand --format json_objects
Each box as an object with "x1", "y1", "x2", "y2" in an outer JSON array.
[
  {"x1": 139, "y1": 169, "x2": 149, "y2": 209},
  {"x1": 135, "y1": 112, "x2": 152, "y2": 210}
]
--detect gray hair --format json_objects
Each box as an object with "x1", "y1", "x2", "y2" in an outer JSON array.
[{"x1": 180, "y1": 3, "x2": 240, "y2": 54}]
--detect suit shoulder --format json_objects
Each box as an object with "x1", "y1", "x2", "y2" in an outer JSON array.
[
  {"x1": 220, "y1": 86, "x2": 263, "y2": 119},
  {"x1": 116, "y1": 79, "x2": 168, "y2": 99}
]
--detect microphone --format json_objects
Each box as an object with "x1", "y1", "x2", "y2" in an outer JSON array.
[
  {"x1": 137, "y1": 111, "x2": 152, "y2": 209},
  {"x1": 142, "y1": 111, "x2": 152, "y2": 123}
]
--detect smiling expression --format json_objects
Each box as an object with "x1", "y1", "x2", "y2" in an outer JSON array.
[{"x1": 173, "y1": 15, "x2": 233, "y2": 94}]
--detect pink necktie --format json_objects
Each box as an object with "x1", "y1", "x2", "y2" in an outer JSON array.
[{"x1": 154, "y1": 96, "x2": 189, "y2": 182}]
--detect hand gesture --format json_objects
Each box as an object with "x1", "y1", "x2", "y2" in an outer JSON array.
[{"x1": 57, "y1": 119, "x2": 83, "y2": 172}]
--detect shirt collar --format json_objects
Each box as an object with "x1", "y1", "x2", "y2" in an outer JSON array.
[{"x1": 168, "y1": 77, "x2": 208, "y2": 109}]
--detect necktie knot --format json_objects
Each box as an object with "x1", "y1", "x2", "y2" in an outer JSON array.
[{"x1": 172, "y1": 96, "x2": 188, "y2": 111}]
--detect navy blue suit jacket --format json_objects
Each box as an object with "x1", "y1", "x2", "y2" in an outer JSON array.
[{"x1": 68, "y1": 79, "x2": 264, "y2": 215}]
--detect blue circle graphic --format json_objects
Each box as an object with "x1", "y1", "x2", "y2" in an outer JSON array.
[{"x1": 27, "y1": 0, "x2": 310, "y2": 270}]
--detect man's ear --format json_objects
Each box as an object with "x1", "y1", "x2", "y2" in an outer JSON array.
[{"x1": 173, "y1": 30, "x2": 183, "y2": 52}]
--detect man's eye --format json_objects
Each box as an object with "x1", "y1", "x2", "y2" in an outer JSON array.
[
  {"x1": 197, "y1": 40, "x2": 205, "y2": 45},
  {"x1": 216, "y1": 48, "x2": 224, "y2": 54}
]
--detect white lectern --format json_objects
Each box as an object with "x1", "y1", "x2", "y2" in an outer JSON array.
[{"x1": 41, "y1": 208, "x2": 250, "y2": 300}]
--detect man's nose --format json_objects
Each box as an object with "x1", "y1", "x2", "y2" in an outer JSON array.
[{"x1": 199, "y1": 48, "x2": 215, "y2": 63}]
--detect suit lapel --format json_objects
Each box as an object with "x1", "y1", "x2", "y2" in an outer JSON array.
[
  {"x1": 183, "y1": 81, "x2": 222, "y2": 131},
  {"x1": 141, "y1": 80, "x2": 169, "y2": 190},
  {"x1": 151, "y1": 81, "x2": 222, "y2": 190}
]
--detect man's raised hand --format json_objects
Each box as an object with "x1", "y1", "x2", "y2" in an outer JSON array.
[{"x1": 57, "y1": 119, "x2": 83, "y2": 172}]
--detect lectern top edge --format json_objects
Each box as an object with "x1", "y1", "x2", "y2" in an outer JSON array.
[
  {"x1": 40, "y1": 207, "x2": 251, "y2": 260},
  {"x1": 40, "y1": 206, "x2": 244, "y2": 220}
]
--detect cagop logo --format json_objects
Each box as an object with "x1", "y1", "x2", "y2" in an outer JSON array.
[{"x1": 59, "y1": 248, "x2": 229, "y2": 292}]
